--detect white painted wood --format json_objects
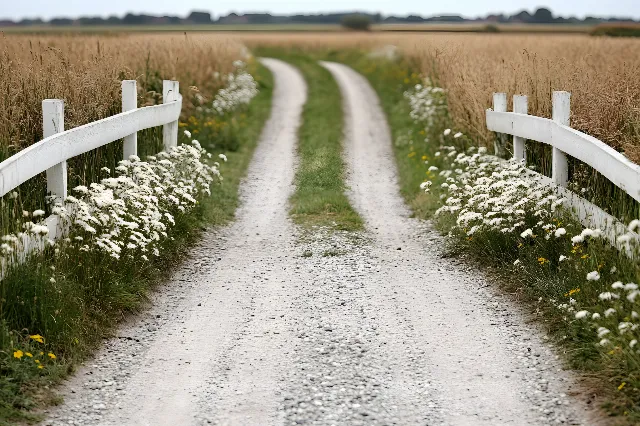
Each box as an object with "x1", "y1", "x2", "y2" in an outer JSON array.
[
  {"x1": 492, "y1": 92, "x2": 507, "y2": 157},
  {"x1": 162, "y1": 80, "x2": 180, "y2": 150},
  {"x1": 122, "y1": 80, "x2": 138, "y2": 160},
  {"x1": 512, "y1": 95, "x2": 527, "y2": 162},
  {"x1": 552, "y1": 91, "x2": 570, "y2": 187},
  {"x1": 485, "y1": 110, "x2": 640, "y2": 203},
  {"x1": 526, "y1": 170, "x2": 639, "y2": 257},
  {"x1": 0, "y1": 96, "x2": 182, "y2": 198},
  {"x1": 43, "y1": 99, "x2": 67, "y2": 201}
]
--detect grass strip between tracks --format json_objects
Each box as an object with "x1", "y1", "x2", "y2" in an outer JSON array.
[{"x1": 258, "y1": 49, "x2": 363, "y2": 231}]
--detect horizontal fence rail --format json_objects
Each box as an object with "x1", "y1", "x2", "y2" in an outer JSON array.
[
  {"x1": 486, "y1": 92, "x2": 640, "y2": 202},
  {"x1": 0, "y1": 80, "x2": 182, "y2": 269},
  {"x1": 0, "y1": 80, "x2": 182, "y2": 199},
  {"x1": 486, "y1": 91, "x2": 640, "y2": 252}
]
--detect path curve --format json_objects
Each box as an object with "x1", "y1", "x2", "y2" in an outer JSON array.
[{"x1": 320, "y1": 61, "x2": 597, "y2": 425}]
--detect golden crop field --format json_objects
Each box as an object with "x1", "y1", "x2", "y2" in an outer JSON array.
[
  {"x1": 237, "y1": 32, "x2": 640, "y2": 163},
  {"x1": 0, "y1": 33, "x2": 243, "y2": 158}
]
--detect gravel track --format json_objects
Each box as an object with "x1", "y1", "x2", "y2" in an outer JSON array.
[{"x1": 43, "y1": 59, "x2": 598, "y2": 426}]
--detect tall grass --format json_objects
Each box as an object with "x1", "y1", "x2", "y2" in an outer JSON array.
[{"x1": 0, "y1": 33, "x2": 246, "y2": 234}]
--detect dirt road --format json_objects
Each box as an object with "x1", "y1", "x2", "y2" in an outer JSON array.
[{"x1": 45, "y1": 59, "x2": 595, "y2": 426}]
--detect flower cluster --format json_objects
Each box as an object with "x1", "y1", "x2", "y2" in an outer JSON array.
[
  {"x1": 60, "y1": 139, "x2": 220, "y2": 260},
  {"x1": 0, "y1": 138, "x2": 220, "y2": 268},
  {"x1": 430, "y1": 129, "x2": 640, "y2": 369},
  {"x1": 211, "y1": 61, "x2": 259, "y2": 115},
  {"x1": 403, "y1": 80, "x2": 446, "y2": 127},
  {"x1": 433, "y1": 144, "x2": 560, "y2": 239}
]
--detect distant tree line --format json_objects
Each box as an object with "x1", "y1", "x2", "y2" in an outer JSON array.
[{"x1": 0, "y1": 8, "x2": 637, "y2": 27}]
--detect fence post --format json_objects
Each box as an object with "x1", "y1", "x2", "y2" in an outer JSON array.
[
  {"x1": 122, "y1": 80, "x2": 138, "y2": 160},
  {"x1": 162, "y1": 80, "x2": 179, "y2": 151},
  {"x1": 552, "y1": 91, "x2": 570, "y2": 186},
  {"x1": 512, "y1": 95, "x2": 528, "y2": 162},
  {"x1": 43, "y1": 99, "x2": 67, "y2": 201},
  {"x1": 492, "y1": 93, "x2": 507, "y2": 157}
]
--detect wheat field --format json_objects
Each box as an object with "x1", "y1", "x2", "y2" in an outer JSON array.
[
  {"x1": 0, "y1": 33, "x2": 245, "y2": 160},
  {"x1": 237, "y1": 32, "x2": 640, "y2": 163}
]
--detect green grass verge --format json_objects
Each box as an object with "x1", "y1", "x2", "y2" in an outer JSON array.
[
  {"x1": 256, "y1": 48, "x2": 363, "y2": 231},
  {"x1": 0, "y1": 63, "x2": 273, "y2": 425},
  {"x1": 325, "y1": 50, "x2": 640, "y2": 422}
]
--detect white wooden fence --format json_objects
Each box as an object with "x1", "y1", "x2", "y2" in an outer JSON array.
[
  {"x1": 0, "y1": 79, "x2": 182, "y2": 253},
  {"x1": 486, "y1": 91, "x2": 640, "y2": 249}
]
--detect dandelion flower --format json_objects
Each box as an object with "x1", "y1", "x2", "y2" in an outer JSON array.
[
  {"x1": 29, "y1": 334, "x2": 44, "y2": 343},
  {"x1": 592, "y1": 313, "x2": 600, "y2": 320},
  {"x1": 13, "y1": 350, "x2": 23, "y2": 359},
  {"x1": 48, "y1": 352, "x2": 56, "y2": 359},
  {"x1": 443, "y1": 129, "x2": 451, "y2": 136},
  {"x1": 184, "y1": 130, "x2": 192, "y2": 138}
]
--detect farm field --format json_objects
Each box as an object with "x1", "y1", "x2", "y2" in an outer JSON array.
[
  {"x1": 1, "y1": 29, "x2": 640, "y2": 425},
  {"x1": 0, "y1": 22, "x2": 597, "y2": 34}
]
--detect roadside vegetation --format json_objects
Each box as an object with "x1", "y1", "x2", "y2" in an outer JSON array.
[
  {"x1": 328, "y1": 49, "x2": 640, "y2": 422},
  {"x1": 0, "y1": 33, "x2": 273, "y2": 424},
  {"x1": 256, "y1": 48, "x2": 362, "y2": 231}
]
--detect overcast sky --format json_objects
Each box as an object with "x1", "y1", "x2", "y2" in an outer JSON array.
[{"x1": 4, "y1": 0, "x2": 640, "y2": 20}]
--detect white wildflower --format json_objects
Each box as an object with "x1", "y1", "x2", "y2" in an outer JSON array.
[
  {"x1": 586, "y1": 271, "x2": 600, "y2": 281},
  {"x1": 520, "y1": 228, "x2": 533, "y2": 238},
  {"x1": 574, "y1": 310, "x2": 589, "y2": 320},
  {"x1": 554, "y1": 228, "x2": 566, "y2": 238}
]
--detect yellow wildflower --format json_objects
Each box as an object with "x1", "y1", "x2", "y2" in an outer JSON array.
[
  {"x1": 13, "y1": 350, "x2": 23, "y2": 359},
  {"x1": 34, "y1": 359, "x2": 40, "y2": 364},
  {"x1": 25, "y1": 352, "x2": 33, "y2": 358},
  {"x1": 30, "y1": 334, "x2": 44, "y2": 343},
  {"x1": 618, "y1": 382, "x2": 626, "y2": 391},
  {"x1": 538, "y1": 257, "x2": 548, "y2": 265},
  {"x1": 564, "y1": 288, "x2": 580, "y2": 297},
  {"x1": 581, "y1": 254, "x2": 590, "y2": 260},
  {"x1": 38, "y1": 365, "x2": 44, "y2": 369},
  {"x1": 48, "y1": 352, "x2": 56, "y2": 359}
]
